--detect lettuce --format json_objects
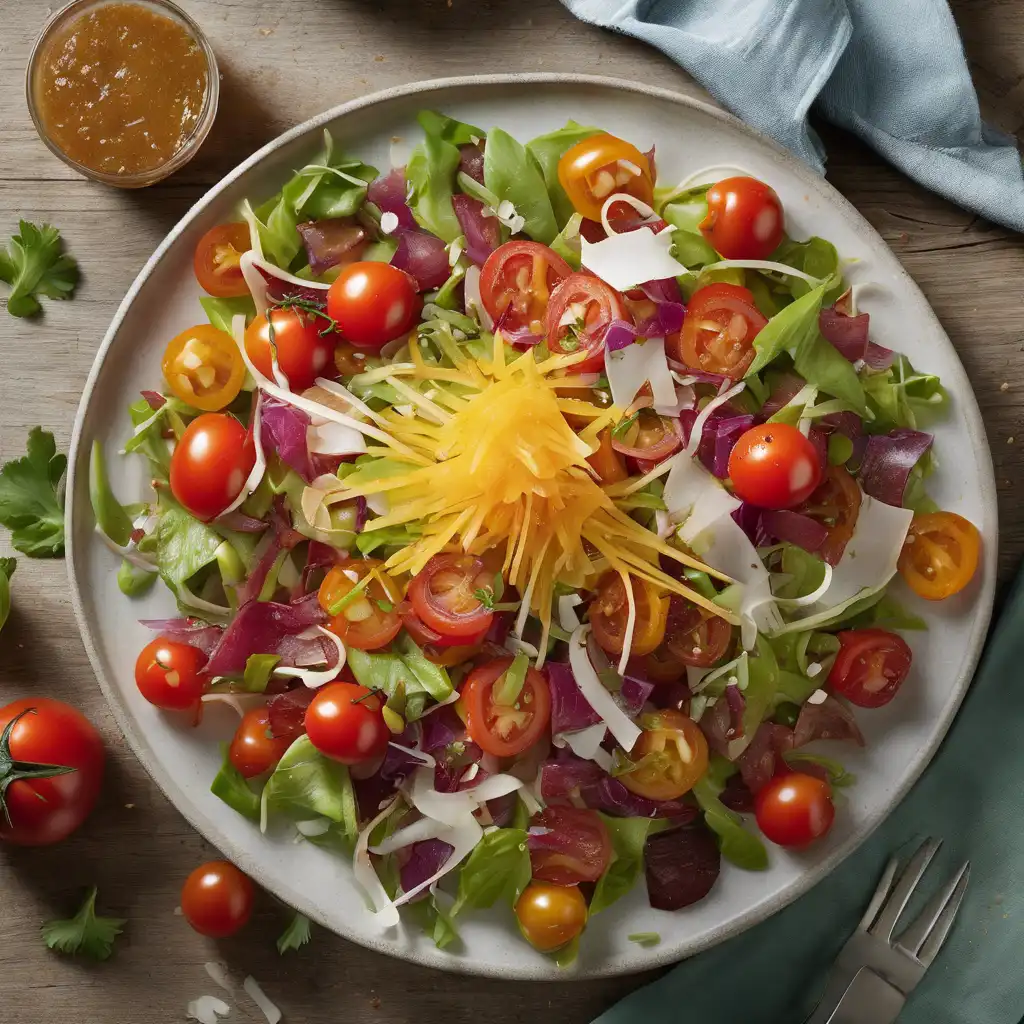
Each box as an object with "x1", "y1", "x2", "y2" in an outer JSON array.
[
  {"x1": 863, "y1": 356, "x2": 949, "y2": 432},
  {"x1": 525, "y1": 121, "x2": 599, "y2": 227},
  {"x1": 211, "y1": 745, "x2": 262, "y2": 822},
  {"x1": 117, "y1": 560, "x2": 156, "y2": 597},
  {"x1": 155, "y1": 500, "x2": 222, "y2": 594},
  {"x1": 407, "y1": 893, "x2": 461, "y2": 950},
  {"x1": 693, "y1": 768, "x2": 768, "y2": 871},
  {"x1": 662, "y1": 187, "x2": 719, "y2": 269},
  {"x1": 200, "y1": 295, "x2": 255, "y2": 334},
  {"x1": 590, "y1": 815, "x2": 662, "y2": 915},
  {"x1": 407, "y1": 131, "x2": 463, "y2": 242},
  {"x1": 416, "y1": 110, "x2": 484, "y2": 146},
  {"x1": 355, "y1": 524, "x2": 422, "y2": 557},
  {"x1": 451, "y1": 828, "x2": 531, "y2": 916},
  {"x1": 767, "y1": 236, "x2": 843, "y2": 302},
  {"x1": 834, "y1": 591, "x2": 927, "y2": 632},
  {"x1": 346, "y1": 637, "x2": 452, "y2": 720},
  {"x1": 483, "y1": 128, "x2": 558, "y2": 244},
  {"x1": 89, "y1": 441, "x2": 134, "y2": 547}
]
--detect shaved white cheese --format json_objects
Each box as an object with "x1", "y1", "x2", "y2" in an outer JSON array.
[
  {"x1": 353, "y1": 795, "x2": 403, "y2": 926},
  {"x1": 773, "y1": 561, "x2": 834, "y2": 608},
  {"x1": 806, "y1": 662, "x2": 823, "y2": 678},
  {"x1": 371, "y1": 814, "x2": 446, "y2": 855},
  {"x1": 656, "y1": 381, "x2": 696, "y2": 418},
  {"x1": 605, "y1": 336, "x2": 676, "y2": 409},
  {"x1": 599, "y1": 192, "x2": 660, "y2": 237},
  {"x1": 178, "y1": 582, "x2": 232, "y2": 617},
  {"x1": 552, "y1": 723, "x2": 613, "y2": 771},
  {"x1": 407, "y1": 766, "x2": 522, "y2": 827},
  {"x1": 274, "y1": 626, "x2": 346, "y2": 687},
  {"x1": 204, "y1": 962, "x2": 232, "y2": 993},
  {"x1": 581, "y1": 225, "x2": 687, "y2": 291},
  {"x1": 568, "y1": 625, "x2": 642, "y2": 752},
  {"x1": 676, "y1": 484, "x2": 742, "y2": 546},
  {"x1": 379, "y1": 211, "x2": 400, "y2": 235},
  {"x1": 494, "y1": 200, "x2": 525, "y2": 234},
  {"x1": 558, "y1": 594, "x2": 583, "y2": 632},
  {"x1": 200, "y1": 692, "x2": 265, "y2": 718},
  {"x1": 295, "y1": 817, "x2": 332, "y2": 838},
  {"x1": 617, "y1": 572, "x2": 638, "y2": 674},
  {"x1": 219, "y1": 393, "x2": 266, "y2": 516},
  {"x1": 807, "y1": 688, "x2": 829, "y2": 705},
  {"x1": 464, "y1": 265, "x2": 493, "y2": 331},
  {"x1": 187, "y1": 996, "x2": 230, "y2": 1024},
  {"x1": 684, "y1": 380, "x2": 747, "y2": 458},
  {"x1": 505, "y1": 636, "x2": 540, "y2": 659},
  {"x1": 307, "y1": 420, "x2": 367, "y2": 456},
  {"x1": 703, "y1": 258, "x2": 822, "y2": 285},
  {"x1": 243, "y1": 977, "x2": 282, "y2": 1024}
]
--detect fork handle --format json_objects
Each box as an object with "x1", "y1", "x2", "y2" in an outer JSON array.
[{"x1": 805, "y1": 967, "x2": 905, "y2": 1024}]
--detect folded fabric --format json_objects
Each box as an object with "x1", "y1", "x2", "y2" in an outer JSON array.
[{"x1": 562, "y1": 0, "x2": 1024, "y2": 232}]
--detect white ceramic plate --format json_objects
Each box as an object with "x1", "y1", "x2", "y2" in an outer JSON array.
[{"x1": 66, "y1": 75, "x2": 998, "y2": 978}]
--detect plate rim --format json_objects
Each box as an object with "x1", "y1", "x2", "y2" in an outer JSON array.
[{"x1": 65, "y1": 72, "x2": 999, "y2": 979}]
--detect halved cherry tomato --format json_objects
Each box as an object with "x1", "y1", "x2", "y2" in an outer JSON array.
[
  {"x1": 797, "y1": 464, "x2": 862, "y2": 566},
  {"x1": 828, "y1": 628, "x2": 912, "y2": 708},
  {"x1": 611, "y1": 410, "x2": 683, "y2": 466},
  {"x1": 528, "y1": 807, "x2": 612, "y2": 885},
  {"x1": 162, "y1": 324, "x2": 246, "y2": 412},
  {"x1": 244, "y1": 306, "x2": 336, "y2": 391},
  {"x1": 898, "y1": 512, "x2": 980, "y2": 601},
  {"x1": 545, "y1": 272, "x2": 629, "y2": 373},
  {"x1": 728, "y1": 422, "x2": 823, "y2": 510},
  {"x1": 319, "y1": 559, "x2": 402, "y2": 651},
  {"x1": 621, "y1": 708, "x2": 709, "y2": 801},
  {"x1": 398, "y1": 601, "x2": 488, "y2": 650},
  {"x1": 668, "y1": 283, "x2": 767, "y2": 379},
  {"x1": 169, "y1": 412, "x2": 255, "y2": 521},
  {"x1": 662, "y1": 597, "x2": 733, "y2": 667},
  {"x1": 424, "y1": 642, "x2": 486, "y2": 668},
  {"x1": 327, "y1": 261, "x2": 421, "y2": 350},
  {"x1": 181, "y1": 860, "x2": 254, "y2": 938},
  {"x1": 228, "y1": 707, "x2": 290, "y2": 778},
  {"x1": 557, "y1": 133, "x2": 654, "y2": 222},
  {"x1": 304, "y1": 682, "x2": 390, "y2": 764},
  {"x1": 461, "y1": 657, "x2": 551, "y2": 757},
  {"x1": 407, "y1": 554, "x2": 495, "y2": 642},
  {"x1": 590, "y1": 573, "x2": 669, "y2": 658},
  {"x1": 193, "y1": 222, "x2": 251, "y2": 298},
  {"x1": 587, "y1": 427, "x2": 629, "y2": 484},
  {"x1": 755, "y1": 772, "x2": 835, "y2": 848},
  {"x1": 632, "y1": 642, "x2": 689, "y2": 685},
  {"x1": 699, "y1": 177, "x2": 785, "y2": 261},
  {"x1": 515, "y1": 881, "x2": 588, "y2": 953},
  {"x1": 480, "y1": 241, "x2": 572, "y2": 341},
  {"x1": 135, "y1": 637, "x2": 209, "y2": 710}
]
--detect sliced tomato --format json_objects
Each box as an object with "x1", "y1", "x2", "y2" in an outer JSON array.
[
  {"x1": 193, "y1": 222, "x2": 251, "y2": 298},
  {"x1": 528, "y1": 807, "x2": 612, "y2": 885},
  {"x1": 898, "y1": 511, "x2": 980, "y2": 601},
  {"x1": 557, "y1": 133, "x2": 655, "y2": 222},
  {"x1": 797, "y1": 464, "x2": 862, "y2": 566},
  {"x1": 668, "y1": 283, "x2": 767, "y2": 379},
  {"x1": 407, "y1": 553, "x2": 495, "y2": 642},
  {"x1": 621, "y1": 708, "x2": 709, "y2": 801},
  {"x1": 480, "y1": 241, "x2": 572, "y2": 341},
  {"x1": 545, "y1": 272, "x2": 629, "y2": 373},
  {"x1": 663, "y1": 597, "x2": 733, "y2": 667},
  {"x1": 590, "y1": 573, "x2": 669, "y2": 658},
  {"x1": 827, "y1": 628, "x2": 912, "y2": 708},
  {"x1": 461, "y1": 657, "x2": 551, "y2": 757},
  {"x1": 399, "y1": 601, "x2": 488, "y2": 649},
  {"x1": 728, "y1": 423, "x2": 823, "y2": 510},
  {"x1": 699, "y1": 177, "x2": 785, "y2": 261},
  {"x1": 162, "y1": 324, "x2": 246, "y2": 412},
  {"x1": 611, "y1": 410, "x2": 683, "y2": 465},
  {"x1": 318, "y1": 559, "x2": 402, "y2": 651}
]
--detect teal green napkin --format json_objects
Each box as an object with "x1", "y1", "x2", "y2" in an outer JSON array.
[{"x1": 597, "y1": 572, "x2": 1023, "y2": 1024}]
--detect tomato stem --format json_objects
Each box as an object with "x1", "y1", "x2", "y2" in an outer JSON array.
[{"x1": 0, "y1": 708, "x2": 77, "y2": 826}]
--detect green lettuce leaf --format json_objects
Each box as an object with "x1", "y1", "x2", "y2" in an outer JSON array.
[
  {"x1": 89, "y1": 441, "x2": 133, "y2": 547},
  {"x1": 693, "y1": 764, "x2": 769, "y2": 871},
  {"x1": 200, "y1": 295, "x2": 256, "y2": 334},
  {"x1": 452, "y1": 827, "x2": 531, "y2": 916},
  {"x1": 767, "y1": 236, "x2": 843, "y2": 301},
  {"x1": 550, "y1": 212, "x2": 584, "y2": 269},
  {"x1": 783, "y1": 752, "x2": 855, "y2": 787},
  {"x1": 833, "y1": 590, "x2": 927, "y2": 631},
  {"x1": 662, "y1": 188, "x2": 719, "y2": 268},
  {"x1": 417, "y1": 110, "x2": 484, "y2": 146},
  {"x1": 407, "y1": 129, "x2": 462, "y2": 243},
  {"x1": 407, "y1": 893, "x2": 461, "y2": 950},
  {"x1": 590, "y1": 815, "x2": 661, "y2": 915},
  {"x1": 155, "y1": 500, "x2": 223, "y2": 593},
  {"x1": 211, "y1": 745, "x2": 262, "y2": 822},
  {"x1": 355, "y1": 524, "x2": 422, "y2": 557},
  {"x1": 483, "y1": 128, "x2": 558, "y2": 244},
  {"x1": 0, "y1": 557, "x2": 14, "y2": 631},
  {"x1": 525, "y1": 121, "x2": 599, "y2": 227},
  {"x1": 117, "y1": 560, "x2": 157, "y2": 597}
]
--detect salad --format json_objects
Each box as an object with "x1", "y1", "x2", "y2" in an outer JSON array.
[{"x1": 90, "y1": 110, "x2": 982, "y2": 962}]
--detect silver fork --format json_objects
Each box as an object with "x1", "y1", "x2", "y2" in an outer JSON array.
[{"x1": 805, "y1": 838, "x2": 970, "y2": 1024}]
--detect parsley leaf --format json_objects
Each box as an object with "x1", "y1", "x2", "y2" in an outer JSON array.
[
  {"x1": 610, "y1": 412, "x2": 639, "y2": 441},
  {"x1": 0, "y1": 557, "x2": 14, "y2": 631},
  {"x1": 0, "y1": 221, "x2": 79, "y2": 318},
  {"x1": 277, "y1": 910, "x2": 312, "y2": 954},
  {"x1": 473, "y1": 586, "x2": 495, "y2": 611},
  {"x1": 0, "y1": 428, "x2": 67, "y2": 556},
  {"x1": 41, "y1": 887, "x2": 125, "y2": 961}
]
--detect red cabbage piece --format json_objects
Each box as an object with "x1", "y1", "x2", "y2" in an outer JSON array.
[
  {"x1": 215, "y1": 511, "x2": 268, "y2": 534},
  {"x1": 205, "y1": 599, "x2": 329, "y2": 676},
  {"x1": 547, "y1": 662, "x2": 601, "y2": 734},
  {"x1": 759, "y1": 508, "x2": 829, "y2": 554},
  {"x1": 301, "y1": 541, "x2": 341, "y2": 593},
  {"x1": 634, "y1": 303, "x2": 685, "y2": 339},
  {"x1": 392, "y1": 230, "x2": 450, "y2": 290},
  {"x1": 434, "y1": 741, "x2": 485, "y2": 793},
  {"x1": 759, "y1": 371, "x2": 805, "y2": 419},
  {"x1": 699, "y1": 696, "x2": 734, "y2": 758},
  {"x1": 140, "y1": 618, "x2": 222, "y2": 656},
  {"x1": 540, "y1": 755, "x2": 604, "y2": 801},
  {"x1": 605, "y1": 319, "x2": 639, "y2": 352},
  {"x1": 487, "y1": 792, "x2": 518, "y2": 828},
  {"x1": 452, "y1": 194, "x2": 500, "y2": 266},
  {"x1": 858, "y1": 428, "x2": 933, "y2": 507},
  {"x1": 731, "y1": 503, "x2": 773, "y2": 548},
  {"x1": 591, "y1": 776, "x2": 696, "y2": 821},
  {"x1": 400, "y1": 839, "x2": 454, "y2": 899},
  {"x1": 458, "y1": 143, "x2": 485, "y2": 184},
  {"x1": 724, "y1": 683, "x2": 747, "y2": 740},
  {"x1": 680, "y1": 408, "x2": 754, "y2": 478},
  {"x1": 269, "y1": 496, "x2": 305, "y2": 551},
  {"x1": 819, "y1": 305, "x2": 894, "y2": 370},
  {"x1": 354, "y1": 772, "x2": 399, "y2": 822},
  {"x1": 641, "y1": 277, "x2": 682, "y2": 305},
  {"x1": 793, "y1": 695, "x2": 865, "y2": 748},
  {"x1": 734, "y1": 722, "x2": 794, "y2": 794},
  {"x1": 380, "y1": 739, "x2": 427, "y2": 784},
  {"x1": 236, "y1": 534, "x2": 284, "y2": 606},
  {"x1": 820, "y1": 410, "x2": 863, "y2": 440},
  {"x1": 267, "y1": 686, "x2": 316, "y2": 741},
  {"x1": 719, "y1": 773, "x2": 756, "y2": 813},
  {"x1": 644, "y1": 822, "x2": 721, "y2": 910},
  {"x1": 420, "y1": 705, "x2": 464, "y2": 753},
  {"x1": 296, "y1": 219, "x2": 367, "y2": 277},
  {"x1": 141, "y1": 390, "x2": 166, "y2": 410},
  {"x1": 667, "y1": 359, "x2": 732, "y2": 389},
  {"x1": 809, "y1": 426, "x2": 828, "y2": 474},
  {"x1": 258, "y1": 268, "x2": 328, "y2": 309},
  {"x1": 367, "y1": 168, "x2": 418, "y2": 232},
  {"x1": 261, "y1": 395, "x2": 316, "y2": 483}
]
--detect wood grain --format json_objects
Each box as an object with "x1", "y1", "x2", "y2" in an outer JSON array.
[{"x1": 0, "y1": 1, "x2": 1022, "y2": 1021}]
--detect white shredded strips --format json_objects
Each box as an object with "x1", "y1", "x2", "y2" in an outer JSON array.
[
  {"x1": 568, "y1": 625, "x2": 642, "y2": 751},
  {"x1": 204, "y1": 962, "x2": 233, "y2": 993},
  {"x1": 295, "y1": 818, "x2": 332, "y2": 838},
  {"x1": 186, "y1": 996, "x2": 230, "y2": 1024},
  {"x1": 599, "y1": 192, "x2": 660, "y2": 237},
  {"x1": 243, "y1": 976, "x2": 282, "y2": 1024},
  {"x1": 684, "y1": 381, "x2": 747, "y2": 458},
  {"x1": 353, "y1": 796, "x2": 404, "y2": 927},
  {"x1": 557, "y1": 593, "x2": 583, "y2": 632},
  {"x1": 200, "y1": 692, "x2": 265, "y2": 718},
  {"x1": 274, "y1": 626, "x2": 346, "y2": 688}
]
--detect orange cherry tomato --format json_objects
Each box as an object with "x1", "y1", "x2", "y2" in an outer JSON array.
[
  {"x1": 827, "y1": 628, "x2": 912, "y2": 708},
  {"x1": 169, "y1": 412, "x2": 255, "y2": 521},
  {"x1": 461, "y1": 657, "x2": 552, "y2": 758},
  {"x1": 162, "y1": 324, "x2": 246, "y2": 412},
  {"x1": 515, "y1": 881, "x2": 588, "y2": 953},
  {"x1": 755, "y1": 772, "x2": 835, "y2": 848},
  {"x1": 620, "y1": 708, "x2": 709, "y2": 801},
  {"x1": 407, "y1": 553, "x2": 495, "y2": 642},
  {"x1": 134, "y1": 637, "x2": 209, "y2": 710},
  {"x1": 318, "y1": 559, "x2": 402, "y2": 651},
  {"x1": 589, "y1": 573, "x2": 669, "y2": 658},
  {"x1": 557, "y1": 133, "x2": 655, "y2": 222},
  {"x1": 699, "y1": 177, "x2": 785, "y2": 261},
  {"x1": 480, "y1": 241, "x2": 572, "y2": 341},
  {"x1": 728, "y1": 423, "x2": 823, "y2": 510},
  {"x1": 898, "y1": 512, "x2": 980, "y2": 601},
  {"x1": 663, "y1": 597, "x2": 734, "y2": 668},
  {"x1": 797, "y1": 464, "x2": 862, "y2": 566},
  {"x1": 193, "y1": 222, "x2": 251, "y2": 298},
  {"x1": 228, "y1": 707, "x2": 291, "y2": 778},
  {"x1": 244, "y1": 306, "x2": 336, "y2": 392},
  {"x1": 545, "y1": 272, "x2": 629, "y2": 373},
  {"x1": 334, "y1": 340, "x2": 370, "y2": 376},
  {"x1": 668, "y1": 283, "x2": 767, "y2": 379},
  {"x1": 180, "y1": 860, "x2": 254, "y2": 938},
  {"x1": 304, "y1": 682, "x2": 390, "y2": 764},
  {"x1": 587, "y1": 426, "x2": 629, "y2": 484},
  {"x1": 327, "y1": 261, "x2": 421, "y2": 350}
]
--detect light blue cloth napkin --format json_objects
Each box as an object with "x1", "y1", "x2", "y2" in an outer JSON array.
[{"x1": 561, "y1": 0, "x2": 1024, "y2": 231}]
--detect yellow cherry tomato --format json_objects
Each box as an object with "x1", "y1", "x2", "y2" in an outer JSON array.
[
  {"x1": 557, "y1": 133, "x2": 654, "y2": 222},
  {"x1": 162, "y1": 324, "x2": 245, "y2": 411},
  {"x1": 621, "y1": 708, "x2": 710, "y2": 801},
  {"x1": 515, "y1": 881, "x2": 588, "y2": 952},
  {"x1": 590, "y1": 573, "x2": 669, "y2": 658},
  {"x1": 898, "y1": 511, "x2": 981, "y2": 600}
]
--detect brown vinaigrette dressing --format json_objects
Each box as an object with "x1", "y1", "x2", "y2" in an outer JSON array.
[{"x1": 32, "y1": 2, "x2": 208, "y2": 178}]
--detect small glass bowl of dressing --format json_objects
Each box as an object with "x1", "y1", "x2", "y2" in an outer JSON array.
[{"x1": 26, "y1": 0, "x2": 219, "y2": 188}]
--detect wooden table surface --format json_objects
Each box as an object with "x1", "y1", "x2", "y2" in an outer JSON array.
[{"x1": 1, "y1": 0, "x2": 1023, "y2": 1020}]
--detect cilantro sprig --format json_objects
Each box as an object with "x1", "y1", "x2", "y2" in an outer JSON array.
[
  {"x1": 0, "y1": 221, "x2": 79, "y2": 318},
  {"x1": 41, "y1": 887, "x2": 125, "y2": 961},
  {"x1": 0, "y1": 428, "x2": 67, "y2": 556},
  {"x1": 277, "y1": 910, "x2": 312, "y2": 954}
]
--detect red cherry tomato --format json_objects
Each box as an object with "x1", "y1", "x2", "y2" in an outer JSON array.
[
  {"x1": 668, "y1": 283, "x2": 767, "y2": 379},
  {"x1": 797, "y1": 465, "x2": 863, "y2": 565},
  {"x1": 663, "y1": 597, "x2": 734, "y2": 667},
  {"x1": 244, "y1": 306, "x2": 336, "y2": 392},
  {"x1": 827, "y1": 629, "x2": 913, "y2": 708},
  {"x1": 134, "y1": 637, "x2": 209, "y2": 710},
  {"x1": 326, "y1": 262, "x2": 421, "y2": 350},
  {"x1": 480, "y1": 241, "x2": 572, "y2": 341},
  {"x1": 407, "y1": 554, "x2": 495, "y2": 642},
  {"x1": 229, "y1": 707, "x2": 291, "y2": 778},
  {"x1": 461, "y1": 657, "x2": 552, "y2": 758},
  {"x1": 304, "y1": 682, "x2": 390, "y2": 764},
  {"x1": 318, "y1": 559, "x2": 402, "y2": 651},
  {"x1": 545, "y1": 272, "x2": 629, "y2": 373},
  {"x1": 728, "y1": 423, "x2": 823, "y2": 510},
  {"x1": 169, "y1": 412, "x2": 255, "y2": 521},
  {"x1": 193, "y1": 222, "x2": 251, "y2": 298},
  {"x1": 699, "y1": 177, "x2": 785, "y2": 260},
  {"x1": 398, "y1": 602, "x2": 489, "y2": 650},
  {"x1": 180, "y1": 860, "x2": 254, "y2": 938},
  {"x1": 755, "y1": 772, "x2": 835, "y2": 848},
  {"x1": 528, "y1": 807, "x2": 612, "y2": 885},
  {"x1": 0, "y1": 699, "x2": 105, "y2": 846}
]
